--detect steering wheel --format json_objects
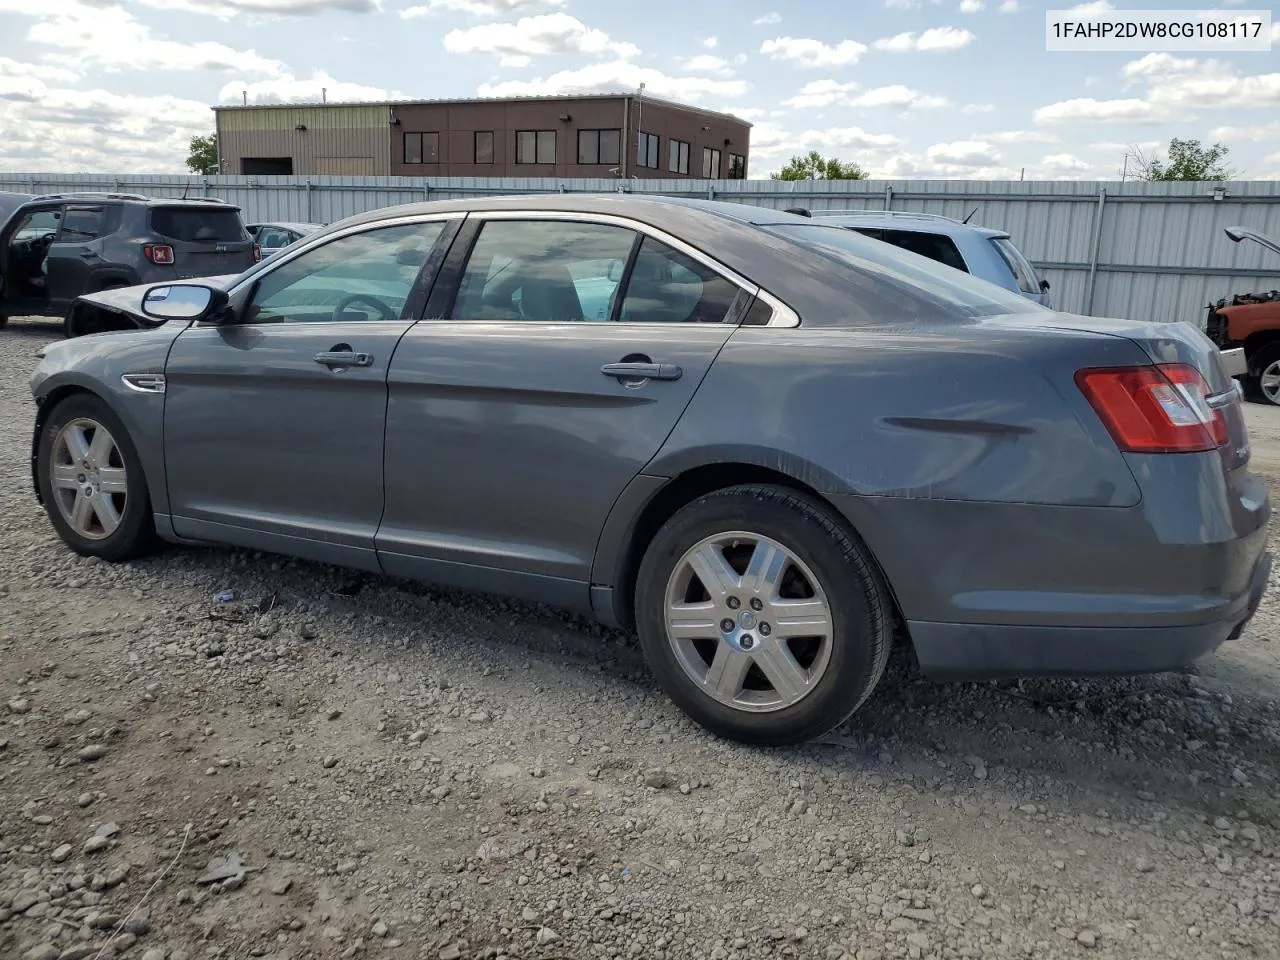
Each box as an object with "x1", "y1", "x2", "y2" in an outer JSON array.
[{"x1": 331, "y1": 293, "x2": 396, "y2": 322}]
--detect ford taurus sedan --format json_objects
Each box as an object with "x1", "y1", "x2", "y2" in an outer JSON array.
[{"x1": 28, "y1": 196, "x2": 1272, "y2": 745}]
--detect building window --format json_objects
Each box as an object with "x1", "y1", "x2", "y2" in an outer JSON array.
[
  {"x1": 403, "y1": 132, "x2": 439, "y2": 165},
  {"x1": 474, "y1": 130, "x2": 494, "y2": 164},
  {"x1": 702, "y1": 147, "x2": 721, "y2": 178},
  {"x1": 728, "y1": 153, "x2": 745, "y2": 179},
  {"x1": 636, "y1": 132, "x2": 659, "y2": 169},
  {"x1": 577, "y1": 129, "x2": 621, "y2": 166},
  {"x1": 669, "y1": 139, "x2": 690, "y2": 175},
  {"x1": 516, "y1": 130, "x2": 556, "y2": 165}
]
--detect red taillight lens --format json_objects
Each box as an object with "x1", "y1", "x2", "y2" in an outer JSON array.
[
  {"x1": 252, "y1": 243, "x2": 262, "y2": 263},
  {"x1": 143, "y1": 244, "x2": 174, "y2": 265},
  {"x1": 1076, "y1": 363, "x2": 1228, "y2": 453}
]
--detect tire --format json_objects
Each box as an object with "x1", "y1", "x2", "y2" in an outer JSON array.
[
  {"x1": 0, "y1": 314, "x2": 8, "y2": 330},
  {"x1": 634, "y1": 484, "x2": 893, "y2": 746},
  {"x1": 1251, "y1": 343, "x2": 1280, "y2": 407},
  {"x1": 36, "y1": 393, "x2": 159, "y2": 562}
]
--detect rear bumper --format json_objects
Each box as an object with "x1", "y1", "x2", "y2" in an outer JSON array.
[
  {"x1": 908, "y1": 549, "x2": 1271, "y2": 680},
  {"x1": 1220, "y1": 346, "x2": 1247, "y2": 379}
]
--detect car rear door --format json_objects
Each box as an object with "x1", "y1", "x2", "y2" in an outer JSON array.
[
  {"x1": 376, "y1": 212, "x2": 757, "y2": 607},
  {"x1": 150, "y1": 204, "x2": 257, "y2": 278},
  {"x1": 163, "y1": 214, "x2": 462, "y2": 570}
]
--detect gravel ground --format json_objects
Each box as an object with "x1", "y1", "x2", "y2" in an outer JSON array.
[{"x1": 3, "y1": 316, "x2": 1280, "y2": 960}]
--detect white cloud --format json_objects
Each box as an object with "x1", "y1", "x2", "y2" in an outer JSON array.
[
  {"x1": 1069, "y1": 1, "x2": 1113, "y2": 13},
  {"x1": 752, "y1": 12, "x2": 781, "y2": 24},
  {"x1": 873, "y1": 27, "x2": 975, "y2": 52},
  {"x1": 1272, "y1": 23, "x2": 1280, "y2": 43},
  {"x1": 1264, "y1": 151, "x2": 1280, "y2": 165},
  {"x1": 1041, "y1": 153, "x2": 1092, "y2": 172},
  {"x1": 798, "y1": 126, "x2": 905, "y2": 150},
  {"x1": 999, "y1": 0, "x2": 1019, "y2": 10},
  {"x1": 962, "y1": 102, "x2": 995, "y2": 114},
  {"x1": 782, "y1": 79, "x2": 946, "y2": 109},
  {"x1": 476, "y1": 60, "x2": 749, "y2": 102},
  {"x1": 1121, "y1": 53, "x2": 1200, "y2": 79},
  {"x1": 444, "y1": 14, "x2": 639, "y2": 66},
  {"x1": 702, "y1": 36, "x2": 718, "y2": 49},
  {"x1": 1209, "y1": 121, "x2": 1280, "y2": 142},
  {"x1": 985, "y1": 129, "x2": 1061, "y2": 143},
  {"x1": 682, "y1": 54, "x2": 734, "y2": 76},
  {"x1": 960, "y1": 0, "x2": 984, "y2": 12},
  {"x1": 217, "y1": 71, "x2": 400, "y2": 104},
  {"x1": 401, "y1": 0, "x2": 562, "y2": 16},
  {"x1": 926, "y1": 139, "x2": 1000, "y2": 166},
  {"x1": 760, "y1": 37, "x2": 868, "y2": 67},
  {"x1": 139, "y1": 0, "x2": 380, "y2": 15},
  {"x1": 2, "y1": 0, "x2": 286, "y2": 76},
  {"x1": 1033, "y1": 97, "x2": 1158, "y2": 123}
]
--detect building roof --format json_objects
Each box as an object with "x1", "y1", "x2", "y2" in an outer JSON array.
[{"x1": 211, "y1": 93, "x2": 752, "y2": 127}]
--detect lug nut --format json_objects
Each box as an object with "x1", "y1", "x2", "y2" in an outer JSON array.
[
  {"x1": 726, "y1": 596, "x2": 741, "y2": 610},
  {"x1": 740, "y1": 634, "x2": 755, "y2": 650},
  {"x1": 750, "y1": 597, "x2": 763, "y2": 611},
  {"x1": 759, "y1": 622, "x2": 772, "y2": 637},
  {"x1": 720, "y1": 618, "x2": 735, "y2": 633}
]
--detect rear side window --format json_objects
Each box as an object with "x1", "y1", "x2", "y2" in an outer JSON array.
[
  {"x1": 618, "y1": 237, "x2": 740, "y2": 324},
  {"x1": 58, "y1": 206, "x2": 105, "y2": 243},
  {"x1": 877, "y1": 229, "x2": 968, "y2": 273},
  {"x1": 990, "y1": 237, "x2": 1041, "y2": 295},
  {"x1": 150, "y1": 207, "x2": 247, "y2": 243}
]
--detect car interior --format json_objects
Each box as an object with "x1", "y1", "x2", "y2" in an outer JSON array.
[{"x1": 4, "y1": 207, "x2": 61, "y2": 302}]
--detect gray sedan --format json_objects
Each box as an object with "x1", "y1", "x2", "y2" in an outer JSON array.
[{"x1": 28, "y1": 196, "x2": 1271, "y2": 745}]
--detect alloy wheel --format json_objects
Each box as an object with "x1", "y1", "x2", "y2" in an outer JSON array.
[{"x1": 49, "y1": 418, "x2": 128, "y2": 540}]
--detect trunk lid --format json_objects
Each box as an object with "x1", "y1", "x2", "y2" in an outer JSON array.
[{"x1": 149, "y1": 204, "x2": 256, "y2": 278}]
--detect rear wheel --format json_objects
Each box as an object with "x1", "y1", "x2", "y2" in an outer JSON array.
[
  {"x1": 1252, "y1": 343, "x2": 1280, "y2": 406},
  {"x1": 36, "y1": 393, "x2": 159, "y2": 561},
  {"x1": 635, "y1": 484, "x2": 893, "y2": 746}
]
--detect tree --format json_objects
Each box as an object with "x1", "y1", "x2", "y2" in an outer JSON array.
[
  {"x1": 1123, "y1": 137, "x2": 1234, "y2": 182},
  {"x1": 186, "y1": 133, "x2": 219, "y2": 175},
  {"x1": 771, "y1": 150, "x2": 866, "y2": 181}
]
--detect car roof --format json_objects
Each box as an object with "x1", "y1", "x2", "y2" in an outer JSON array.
[
  {"x1": 249, "y1": 221, "x2": 325, "y2": 232},
  {"x1": 811, "y1": 211, "x2": 1008, "y2": 239}
]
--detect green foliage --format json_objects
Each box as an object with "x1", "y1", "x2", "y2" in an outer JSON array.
[
  {"x1": 186, "y1": 134, "x2": 219, "y2": 176},
  {"x1": 1129, "y1": 138, "x2": 1234, "y2": 182},
  {"x1": 771, "y1": 150, "x2": 866, "y2": 181}
]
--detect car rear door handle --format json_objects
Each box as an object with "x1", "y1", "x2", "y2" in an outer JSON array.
[
  {"x1": 314, "y1": 350, "x2": 373, "y2": 368},
  {"x1": 601, "y1": 361, "x2": 682, "y2": 381},
  {"x1": 79, "y1": 248, "x2": 100, "y2": 259}
]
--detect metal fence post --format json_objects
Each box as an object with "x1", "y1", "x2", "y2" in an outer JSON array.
[
  {"x1": 305, "y1": 180, "x2": 313, "y2": 222},
  {"x1": 1084, "y1": 187, "x2": 1107, "y2": 316},
  {"x1": 883, "y1": 184, "x2": 893, "y2": 211}
]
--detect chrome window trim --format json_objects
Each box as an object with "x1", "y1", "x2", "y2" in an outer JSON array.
[{"x1": 463, "y1": 209, "x2": 801, "y2": 329}]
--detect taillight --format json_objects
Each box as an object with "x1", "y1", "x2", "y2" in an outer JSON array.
[
  {"x1": 252, "y1": 243, "x2": 262, "y2": 263},
  {"x1": 143, "y1": 244, "x2": 174, "y2": 265},
  {"x1": 1076, "y1": 363, "x2": 1228, "y2": 453}
]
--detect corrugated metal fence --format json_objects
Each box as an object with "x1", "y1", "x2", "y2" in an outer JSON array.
[{"x1": 4, "y1": 172, "x2": 1280, "y2": 325}]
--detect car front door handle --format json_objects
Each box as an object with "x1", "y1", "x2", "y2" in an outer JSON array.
[
  {"x1": 314, "y1": 350, "x2": 373, "y2": 368},
  {"x1": 601, "y1": 361, "x2": 682, "y2": 382},
  {"x1": 79, "y1": 248, "x2": 100, "y2": 259}
]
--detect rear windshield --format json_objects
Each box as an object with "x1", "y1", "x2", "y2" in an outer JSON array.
[
  {"x1": 150, "y1": 207, "x2": 247, "y2": 243},
  {"x1": 765, "y1": 223, "x2": 1044, "y2": 318},
  {"x1": 990, "y1": 236, "x2": 1041, "y2": 295}
]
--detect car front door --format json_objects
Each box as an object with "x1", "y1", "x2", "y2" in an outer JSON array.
[
  {"x1": 377, "y1": 212, "x2": 754, "y2": 607},
  {"x1": 162, "y1": 214, "x2": 462, "y2": 570},
  {"x1": 45, "y1": 204, "x2": 109, "y2": 308}
]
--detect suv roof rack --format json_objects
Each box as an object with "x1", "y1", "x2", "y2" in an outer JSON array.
[
  {"x1": 32, "y1": 191, "x2": 151, "y2": 203},
  {"x1": 812, "y1": 210, "x2": 962, "y2": 225},
  {"x1": 149, "y1": 196, "x2": 233, "y2": 204}
]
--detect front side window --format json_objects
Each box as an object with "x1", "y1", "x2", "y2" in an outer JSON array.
[
  {"x1": 577, "y1": 129, "x2": 621, "y2": 166},
  {"x1": 637, "y1": 132, "x2": 659, "y2": 169},
  {"x1": 58, "y1": 206, "x2": 105, "y2": 243},
  {"x1": 618, "y1": 237, "x2": 740, "y2": 324},
  {"x1": 702, "y1": 147, "x2": 721, "y2": 178},
  {"x1": 516, "y1": 130, "x2": 556, "y2": 164},
  {"x1": 244, "y1": 221, "x2": 447, "y2": 324},
  {"x1": 14, "y1": 209, "x2": 61, "y2": 241},
  {"x1": 474, "y1": 131, "x2": 494, "y2": 164},
  {"x1": 669, "y1": 139, "x2": 690, "y2": 175}
]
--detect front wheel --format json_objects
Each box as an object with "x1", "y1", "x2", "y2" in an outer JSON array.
[
  {"x1": 36, "y1": 393, "x2": 159, "y2": 561},
  {"x1": 635, "y1": 484, "x2": 893, "y2": 746},
  {"x1": 1253, "y1": 344, "x2": 1280, "y2": 406}
]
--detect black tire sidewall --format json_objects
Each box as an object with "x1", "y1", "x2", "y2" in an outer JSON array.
[
  {"x1": 635, "y1": 486, "x2": 887, "y2": 746},
  {"x1": 37, "y1": 394, "x2": 155, "y2": 561}
]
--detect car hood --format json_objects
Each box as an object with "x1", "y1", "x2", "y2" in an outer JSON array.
[{"x1": 74, "y1": 274, "x2": 241, "y2": 327}]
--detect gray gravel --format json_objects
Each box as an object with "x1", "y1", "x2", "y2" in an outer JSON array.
[{"x1": 2, "y1": 318, "x2": 1280, "y2": 960}]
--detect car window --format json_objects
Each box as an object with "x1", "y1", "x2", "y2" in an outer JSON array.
[
  {"x1": 876, "y1": 229, "x2": 968, "y2": 273},
  {"x1": 618, "y1": 236, "x2": 741, "y2": 324},
  {"x1": 244, "y1": 222, "x2": 447, "y2": 325},
  {"x1": 150, "y1": 207, "x2": 247, "y2": 243},
  {"x1": 767, "y1": 223, "x2": 1043, "y2": 318},
  {"x1": 258, "y1": 227, "x2": 290, "y2": 250},
  {"x1": 57, "y1": 207, "x2": 105, "y2": 244},
  {"x1": 451, "y1": 220, "x2": 636, "y2": 322},
  {"x1": 990, "y1": 237, "x2": 1041, "y2": 295},
  {"x1": 13, "y1": 209, "x2": 61, "y2": 241}
]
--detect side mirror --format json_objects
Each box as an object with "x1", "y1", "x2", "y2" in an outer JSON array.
[
  {"x1": 1040, "y1": 279, "x2": 1051, "y2": 292},
  {"x1": 141, "y1": 284, "x2": 228, "y2": 322}
]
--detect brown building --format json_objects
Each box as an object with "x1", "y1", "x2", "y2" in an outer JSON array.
[{"x1": 213, "y1": 94, "x2": 751, "y2": 180}]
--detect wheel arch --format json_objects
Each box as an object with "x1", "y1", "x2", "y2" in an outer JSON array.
[
  {"x1": 30, "y1": 382, "x2": 100, "y2": 505},
  {"x1": 594, "y1": 461, "x2": 907, "y2": 637}
]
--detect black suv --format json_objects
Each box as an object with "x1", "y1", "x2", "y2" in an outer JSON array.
[{"x1": 0, "y1": 191, "x2": 259, "y2": 332}]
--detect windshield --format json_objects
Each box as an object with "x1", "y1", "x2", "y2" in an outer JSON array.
[{"x1": 766, "y1": 223, "x2": 1045, "y2": 319}]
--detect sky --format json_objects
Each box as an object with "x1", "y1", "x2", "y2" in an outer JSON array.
[{"x1": 0, "y1": 0, "x2": 1278, "y2": 178}]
